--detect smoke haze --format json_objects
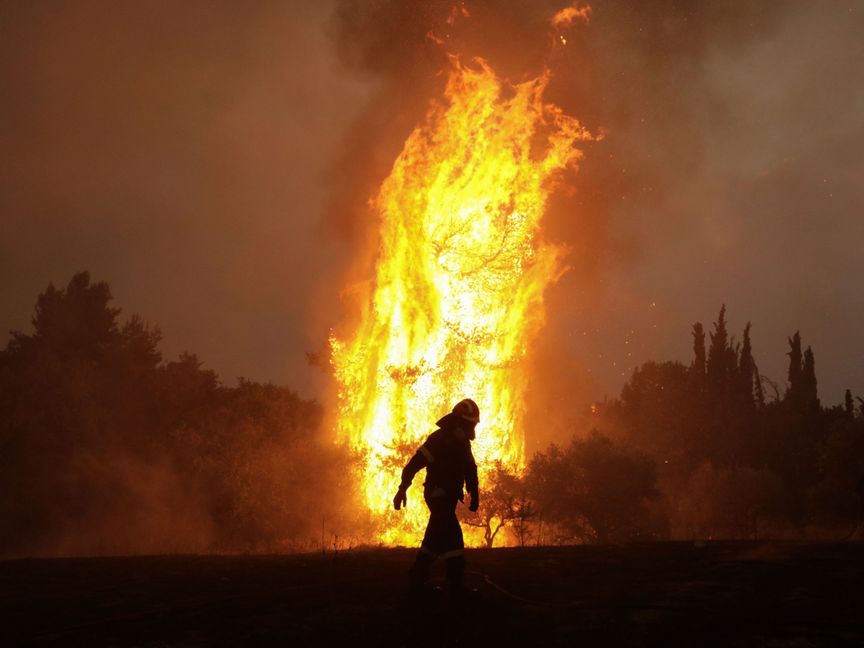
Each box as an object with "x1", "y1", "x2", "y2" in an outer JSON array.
[
  {"x1": 2, "y1": 0, "x2": 862, "y2": 445},
  {"x1": 0, "y1": 1, "x2": 371, "y2": 397}
]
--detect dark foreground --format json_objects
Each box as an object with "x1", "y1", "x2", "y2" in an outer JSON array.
[{"x1": 3, "y1": 542, "x2": 863, "y2": 647}]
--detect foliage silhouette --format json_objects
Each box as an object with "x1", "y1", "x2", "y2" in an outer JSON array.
[
  {"x1": 0, "y1": 273, "x2": 358, "y2": 555},
  {"x1": 2, "y1": 277, "x2": 863, "y2": 552}
]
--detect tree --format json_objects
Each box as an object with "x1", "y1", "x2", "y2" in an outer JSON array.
[
  {"x1": 463, "y1": 463, "x2": 533, "y2": 547},
  {"x1": 809, "y1": 417, "x2": 864, "y2": 527},
  {"x1": 738, "y1": 323, "x2": 756, "y2": 411},
  {"x1": 613, "y1": 361, "x2": 696, "y2": 476},
  {"x1": 29, "y1": 271, "x2": 120, "y2": 360},
  {"x1": 0, "y1": 272, "x2": 358, "y2": 556},
  {"x1": 676, "y1": 462, "x2": 783, "y2": 539},
  {"x1": 0, "y1": 272, "x2": 164, "y2": 553},
  {"x1": 802, "y1": 346, "x2": 819, "y2": 411},
  {"x1": 691, "y1": 322, "x2": 706, "y2": 383},
  {"x1": 528, "y1": 431, "x2": 659, "y2": 543},
  {"x1": 187, "y1": 380, "x2": 349, "y2": 550},
  {"x1": 786, "y1": 331, "x2": 803, "y2": 402},
  {"x1": 754, "y1": 364, "x2": 767, "y2": 407},
  {"x1": 707, "y1": 305, "x2": 731, "y2": 392},
  {"x1": 762, "y1": 333, "x2": 828, "y2": 524}
]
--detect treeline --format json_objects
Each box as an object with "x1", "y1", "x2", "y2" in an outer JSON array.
[
  {"x1": 3, "y1": 275, "x2": 863, "y2": 555},
  {"x1": 0, "y1": 273, "x2": 361, "y2": 556},
  {"x1": 471, "y1": 307, "x2": 864, "y2": 545}
]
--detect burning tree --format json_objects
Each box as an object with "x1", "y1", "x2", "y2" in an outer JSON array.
[
  {"x1": 330, "y1": 54, "x2": 593, "y2": 545},
  {"x1": 331, "y1": 41, "x2": 590, "y2": 543}
]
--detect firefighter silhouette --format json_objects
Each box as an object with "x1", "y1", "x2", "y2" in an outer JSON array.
[{"x1": 393, "y1": 398, "x2": 480, "y2": 597}]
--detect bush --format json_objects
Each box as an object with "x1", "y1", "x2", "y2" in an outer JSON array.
[{"x1": 527, "y1": 431, "x2": 659, "y2": 543}]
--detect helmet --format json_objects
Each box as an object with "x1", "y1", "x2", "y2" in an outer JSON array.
[{"x1": 452, "y1": 398, "x2": 480, "y2": 423}]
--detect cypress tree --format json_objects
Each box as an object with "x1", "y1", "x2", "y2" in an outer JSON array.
[
  {"x1": 753, "y1": 361, "x2": 766, "y2": 407},
  {"x1": 786, "y1": 331, "x2": 803, "y2": 402},
  {"x1": 707, "y1": 305, "x2": 730, "y2": 392},
  {"x1": 802, "y1": 346, "x2": 819, "y2": 409},
  {"x1": 738, "y1": 323, "x2": 756, "y2": 409},
  {"x1": 691, "y1": 322, "x2": 706, "y2": 381}
]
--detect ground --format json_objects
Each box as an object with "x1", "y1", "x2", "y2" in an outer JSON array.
[{"x1": 3, "y1": 542, "x2": 863, "y2": 647}]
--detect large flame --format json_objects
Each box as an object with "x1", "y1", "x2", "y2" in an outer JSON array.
[{"x1": 330, "y1": 57, "x2": 590, "y2": 545}]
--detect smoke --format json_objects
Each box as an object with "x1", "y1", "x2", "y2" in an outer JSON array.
[
  {"x1": 0, "y1": 1, "x2": 368, "y2": 397},
  {"x1": 36, "y1": 452, "x2": 218, "y2": 556},
  {"x1": 326, "y1": 0, "x2": 864, "y2": 447},
  {"x1": 0, "y1": 1, "x2": 860, "y2": 445}
]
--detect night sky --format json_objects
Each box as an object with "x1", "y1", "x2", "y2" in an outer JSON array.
[{"x1": 2, "y1": 1, "x2": 862, "y2": 426}]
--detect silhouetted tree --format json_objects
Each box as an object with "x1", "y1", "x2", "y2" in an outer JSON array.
[
  {"x1": 738, "y1": 323, "x2": 756, "y2": 411},
  {"x1": 528, "y1": 431, "x2": 658, "y2": 543},
  {"x1": 707, "y1": 306, "x2": 730, "y2": 393},
  {"x1": 592, "y1": 307, "x2": 864, "y2": 540},
  {"x1": 6, "y1": 277, "x2": 864, "y2": 551},
  {"x1": 676, "y1": 462, "x2": 783, "y2": 539},
  {"x1": 787, "y1": 331, "x2": 803, "y2": 403},
  {"x1": 754, "y1": 365, "x2": 767, "y2": 407},
  {"x1": 802, "y1": 347, "x2": 819, "y2": 411},
  {"x1": 0, "y1": 273, "x2": 357, "y2": 556},
  {"x1": 463, "y1": 463, "x2": 532, "y2": 547},
  {"x1": 184, "y1": 380, "x2": 355, "y2": 551},
  {"x1": 810, "y1": 417, "x2": 864, "y2": 527},
  {"x1": 702, "y1": 307, "x2": 754, "y2": 466},
  {"x1": 613, "y1": 361, "x2": 696, "y2": 477},
  {"x1": 0, "y1": 272, "x2": 165, "y2": 553},
  {"x1": 691, "y1": 322, "x2": 706, "y2": 383}
]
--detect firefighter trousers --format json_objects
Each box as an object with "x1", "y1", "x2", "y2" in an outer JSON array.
[{"x1": 410, "y1": 496, "x2": 465, "y2": 591}]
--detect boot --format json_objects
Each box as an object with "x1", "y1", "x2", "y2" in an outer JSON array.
[{"x1": 408, "y1": 550, "x2": 435, "y2": 594}]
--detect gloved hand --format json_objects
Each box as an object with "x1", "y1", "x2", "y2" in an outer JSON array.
[
  {"x1": 469, "y1": 493, "x2": 479, "y2": 512},
  {"x1": 393, "y1": 487, "x2": 407, "y2": 511}
]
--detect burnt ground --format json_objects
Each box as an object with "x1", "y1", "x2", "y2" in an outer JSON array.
[{"x1": 2, "y1": 542, "x2": 863, "y2": 647}]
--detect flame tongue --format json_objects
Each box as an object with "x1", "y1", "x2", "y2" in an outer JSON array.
[{"x1": 331, "y1": 58, "x2": 589, "y2": 545}]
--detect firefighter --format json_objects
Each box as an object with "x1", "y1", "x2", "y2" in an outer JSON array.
[{"x1": 393, "y1": 398, "x2": 480, "y2": 598}]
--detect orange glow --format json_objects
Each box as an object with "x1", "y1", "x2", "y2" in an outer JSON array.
[
  {"x1": 446, "y1": 3, "x2": 470, "y2": 26},
  {"x1": 330, "y1": 56, "x2": 591, "y2": 546},
  {"x1": 552, "y1": 5, "x2": 592, "y2": 29}
]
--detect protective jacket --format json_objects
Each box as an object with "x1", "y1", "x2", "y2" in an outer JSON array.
[{"x1": 399, "y1": 413, "x2": 479, "y2": 503}]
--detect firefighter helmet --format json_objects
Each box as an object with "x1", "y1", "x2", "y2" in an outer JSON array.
[{"x1": 452, "y1": 398, "x2": 480, "y2": 423}]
